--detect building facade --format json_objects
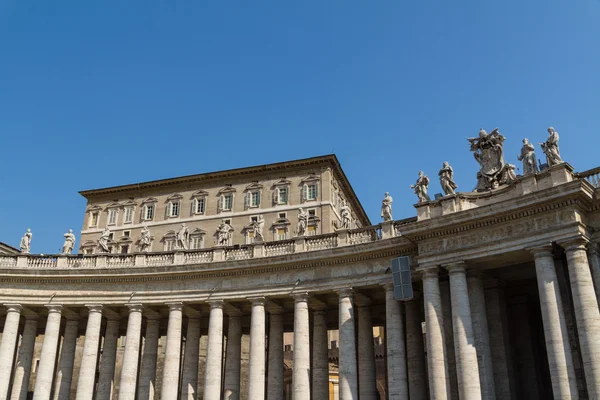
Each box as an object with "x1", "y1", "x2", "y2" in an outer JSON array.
[{"x1": 0, "y1": 157, "x2": 600, "y2": 400}]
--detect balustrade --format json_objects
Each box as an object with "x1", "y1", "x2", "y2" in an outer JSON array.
[
  {"x1": 185, "y1": 250, "x2": 214, "y2": 264},
  {"x1": 349, "y1": 226, "x2": 380, "y2": 245},
  {"x1": 225, "y1": 247, "x2": 253, "y2": 260},
  {"x1": 146, "y1": 253, "x2": 175, "y2": 266},
  {"x1": 265, "y1": 240, "x2": 295, "y2": 256},
  {"x1": 306, "y1": 234, "x2": 338, "y2": 251}
]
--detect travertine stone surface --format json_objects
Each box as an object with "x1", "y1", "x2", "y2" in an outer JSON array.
[
  {"x1": 357, "y1": 304, "x2": 377, "y2": 400},
  {"x1": 338, "y1": 289, "x2": 358, "y2": 400},
  {"x1": 292, "y1": 294, "x2": 311, "y2": 400},
  {"x1": 248, "y1": 298, "x2": 266, "y2": 400},
  {"x1": 52, "y1": 318, "x2": 80, "y2": 400},
  {"x1": 76, "y1": 305, "x2": 104, "y2": 400},
  {"x1": 181, "y1": 316, "x2": 201, "y2": 400},
  {"x1": 10, "y1": 316, "x2": 38, "y2": 400},
  {"x1": 137, "y1": 317, "x2": 160, "y2": 400},
  {"x1": 161, "y1": 302, "x2": 183, "y2": 399},
  {"x1": 224, "y1": 315, "x2": 242, "y2": 400},
  {"x1": 33, "y1": 305, "x2": 63, "y2": 400},
  {"x1": 311, "y1": 309, "x2": 328, "y2": 400},
  {"x1": 96, "y1": 317, "x2": 120, "y2": 400},
  {"x1": 405, "y1": 295, "x2": 427, "y2": 400},
  {"x1": 0, "y1": 304, "x2": 22, "y2": 399},
  {"x1": 204, "y1": 301, "x2": 224, "y2": 400},
  {"x1": 532, "y1": 247, "x2": 579, "y2": 399},
  {"x1": 422, "y1": 269, "x2": 450, "y2": 400},
  {"x1": 564, "y1": 241, "x2": 600, "y2": 398},
  {"x1": 118, "y1": 304, "x2": 143, "y2": 400},
  {"x1": 382, "y1": 283, "x2": 408, "y2": 400}
]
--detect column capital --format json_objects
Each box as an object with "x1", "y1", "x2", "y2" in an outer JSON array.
[
  {"x1": 85, "y1": 304, "x2": 104, "y2": 314},
  {"x1": 125, "y1": 303, "x2": 143, "y2": 313},
  {"x1": 337, "y1": 287, "x2": 353, "y2": 299},
  {"x1": 207, "y1": 299, "x2": 224, "y2": 309},
  {"x1": 559, "y1": 237, "x2": 589, "y2": 252},
  {"x1": 444, "y1": 262, "x2": 467, "y2": 274},
  {"x1": 25, "y1": 313, "x2": 40, "y2": 321},
  {"x1": 247, "y1": 296, "x2": 266, "y2": 306},
  {"x1": 418, "y1": 265, "x2": 440, "y2": 279},
  {"x1": 45, "y1": 304, "x2": 63, "y2": 314},
  {"x1": 165, "y1": 301, "x2": 184, "y2": 311},
  {"x1": 292, "y1": 292, "x2": 310, "y2": 303},
  {"x1": 528, "y1": 244, "x2": 554, "y2": 258},
  {"x1": 4, "y1": 304, "x2": 22, "y2": 313},
  {"x1": 381, "y1": 282, "x2": 394, "y2": 292}
]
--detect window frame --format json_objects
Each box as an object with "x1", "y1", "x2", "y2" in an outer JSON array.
[{"x1": 107, "y1": 208, "x2": 118, "y2": 226}]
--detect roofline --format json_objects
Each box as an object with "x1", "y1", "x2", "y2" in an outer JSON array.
[
  {"x1": 0, "y1": 241, "x2": 20, "y2": 253},
  {"x1": 79, "y1": 154, "x2": 372, "y2": 226}
]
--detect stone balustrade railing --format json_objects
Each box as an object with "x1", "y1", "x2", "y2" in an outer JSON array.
[
  {"x1": 578, "y1": 166, "x2": 600, "y2": 188},
  {"x1": 0, "y1": 221, "x2": 401, "y2": 270}
]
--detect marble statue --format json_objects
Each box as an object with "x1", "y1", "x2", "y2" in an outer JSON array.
[
  {"x1": 411, "y1": 171, "x2": 431, "y2": 203},
  {"x1": 254, "y1": 216, "x2": 265, "y2": 242},
  {"x1": 439, "y1": 162, "x2": 458, "y2": 196},
  {"x1": 505, "y1": 163, "x2": 518, "y2": 184},
  {"x1": 517, "y1": 138, "x2": 539, "y2": 175},
  {"x1": 381, "y1": 193, "x2": 393, "y2": 222},
  {"x1": 217, "y1": 222, "x2": 233, "y2": 246},
  {"x1": 176, "y1": 223, "x2": 189, "y2": 250},
  {"x1": 540, "y1": 127, "x2": 563, "y2": 167},
  {"x1": 468, "y1": 128, "x2": 514, "y2": 191},
  {"x1": 62, "y1": 229, "x2": 76, "y2": 254},
  {"x1": 139, "y1": 226, "x2": 152, "y2": 252},
  {"x1": 20, "y1": 229, "x2": 32, "y2": 254},
  {"x1": 297, "y1": 208, "x2": 309, "y2": 236},
  {"x1": 340, "y1": 201, "x2": 352, "y2": 229},
  {"x1": 98, "y1": 228, "x2": 111, "y2": 253}
]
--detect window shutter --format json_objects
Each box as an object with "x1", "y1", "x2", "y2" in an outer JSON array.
[
  {"x1": 302, "y1": 184, "x2": 308, "y2": 202},
  {"x1": 218, "y1": 195, "x2": 223, "y2": 212},
  {"x1": 167, "y1": 202, "x2": 172, "y2": 217},
  {"x1": 244, "y1": 192, "x2": 249, "y2": 210},
  {"x1": 315, "y1": 184, "x2": 319, "y2": 199},
  {"x1": 273, "y1": 188, "x2": 279, "y2": 205},
  {"x1": 257, "y1": 190, "x2": 261, "y2": 206}
]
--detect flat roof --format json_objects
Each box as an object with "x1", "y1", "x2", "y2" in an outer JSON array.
[{"x1": 79, "y1": 154, "x2": 371, "y2": 226}]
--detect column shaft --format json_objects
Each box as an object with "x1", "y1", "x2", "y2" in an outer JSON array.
[
  {"x1": 248, "y1": 299, "x2": 266, "y2": 400},
  {"x1": 224, "y1": 315, "x2": 242, "y2": 400},
  {"x1": 383, "y1": 284, "x2": 408, "y2": 400},
  {"x1": 10, "y1": 316, "x2": 38, "y2": 400},
  {"x1": 203, "y1": 301, "x2": 224, "y2": 400},
  {"x1": 467, "y1": 274, "x2": 496, "y2": 400},
  {"x1": 357, "y1": 304, "x2": 377, "y2": 400},
  {"x1": 33, "y1": 305, "x2": 63, "y2": 400},
  {"x1": 138, "y1": 317, "x2": 160, "y2": 400},
  {"x1": 422, "y1": 268, "x2": 450, "y2": 400},
  {"x1": 118, "y1": 304, "x2": 143, "y2": 400},
  {"x1": 52, "y1": 318, "x2": 80, "y2": 400},
  {"x1": 338, "y1": 289, "x2": 358, "y2": 400},
  {"x1": 588, "y1": 245, "x2": 600, "y2": 306},
  {"x1": 533, "y1": 248, "x2": 579, "y2": 399},
  {"x1": 96, "y1": 317, "x2": 120, "y2": 400},
  {"x1": 405, "y1": 296, "x2": 427, "y2": 400},
  {"x1": 565, "y1": 242, "x2": 600, "y2": 397},
  {"x1": 181, "y1": 317, "x2": 201, "y2": 400},
  {"x1": 161, "y1": 303, "x2": 183, "y2": 399},
  {"x1": 76, "y1": 305, "x2": 104, "y2": 400},
  {"x1": 292, "y1": 295, "x2": 310, "y2": 400},
  {"x1": 311, "y1": 310, "x2": 328, "y2": 400},
  {"x1": 0, "y1": 305, "x2": 22, "y2": 399}
]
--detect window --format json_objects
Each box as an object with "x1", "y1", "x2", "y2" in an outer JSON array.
[
  {"x1": 120, "y1": 245, "x2": 129, "y2": 254},
  {"x1": 190, "y1": 236, "x2": 203, "y2": 250},
  {"x1": 277, "y1": 228, "x2": 286, "y2": 241},
  {"x1": 108, "y1": 233, "x2": 114, "y2": 241},
  {"x1": 278, "y1": 212, "x2": 287, "y2": 219},
  {"x1": 308, "y1": 209, "x2": 316, "y2": 217},
  {"x1": 278, "y1": 187, "x2": 288, "y2": 204},
  {"x1": 220, "y1": 194, "x2": 233, "y2": 211},
  {"x1": 307, "y1": 184, "x2": 317, "y2": 200},
  {"x1": 164, "y1": 240, "x2": 176, "y2": 251},
  {"x1": 250, "y1": 216, "x2": 258, "y2": 223},
  {"x1": 141, "y1": 204, "x2": 154, "y2": 221},
  {"x1": 108, "y1": 209, "x2": 117, "y2": 225},
  {"x1": 246, "y1": 230, "x2": 255, "y2": 245},
  {"x1": 307, "y1": 225, "x2": 317, "y2": 236},
  {"x1": 224, "y1": 219, "x2": 231, "y2": 225},
  {"x1": 273, "y1": 181, "x2": 290, "y2": 205},
  {"x1": 245, "y1": 191, "x2": 260, "y2": 209},
  {"x1": 193, "y1": 197, "x2": 206, "y2": 214},
  {"x1": 124, "y1": 207, "x2": 134, "y2": 224},
  {"x1": 123, "y1": 230, "x2": 130, "y2": 238},
  {"x1": 90, "y1": 212, "x2": 99, "y2": 227},
  {"x1": 167, "y1": 201, "x2": 180, "y2": 218}
]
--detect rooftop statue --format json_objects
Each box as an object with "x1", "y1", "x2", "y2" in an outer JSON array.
[
  {"x1": 253, "y1": 216, "x2": 265, "y2": 242},
  {"x1": 297, "y1": 208, "x2": 309, "y2": 236},
  {"x1": 139, "y1": 226, "x2": 152, "y2": 252},
  {"x1": 340, "y1": 201, "x2": 352, "y2": 229},
  {"x1": 98, "y1": 228, "x2": 111, "y2": 253},
  {"x1": 468, "y1": 128, "x2": 515, "y2": 191},
  {"x1": 517, "y1": 138, "x2": 539, "y2": 175},
  {"x1": 176, "y1": 223, "x2": 189, "y2": 250},
  {"x1": 62, "y1": 229, "x2": 76, "y2": 254},
  {"x1": 381, "y1": 192, "x2": 393, "y2": 222},
  {"x1": 217, "y1": 222, "x2": 233, "y2": 246},
  {"x1": 20, "y1": 229, "x2": 32, "y2": 254},
  {"x1": 540, "y1": 127, "x2": 563, "y2": 167},
  {"x1": 439, "y1": 162, "x2": 457, "y2": 196},
  {"x1": 411, "y1": 171, "x2": 431, "y2": 203}
]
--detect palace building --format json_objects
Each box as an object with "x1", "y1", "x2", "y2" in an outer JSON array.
[{"x1": 1, "y1": 143, "x2": 600, "y2": 400}]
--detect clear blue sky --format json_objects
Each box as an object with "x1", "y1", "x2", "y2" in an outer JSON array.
[{"x1": 1, "y1": 1, "x2": 598, "y2": 253}]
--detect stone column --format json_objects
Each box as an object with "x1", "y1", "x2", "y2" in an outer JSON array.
[
  {"x1": 421, "y1": 267, "x2": 450, "y2": 400},
  {"x1": 52, "y1": 317, "x2": 80, "y2": 400},
  {"x1": 10, "y1": 315, "x2": 38, "y2": 400},
  {"x1": 531, "y1": 246, "x2": 579, "y2": 399},
  {"x1": 311, "y1": 308, "x2": 328, "y2": 400},
  {"x1": 382, "y1": 283, "x2": 408, "y2": 400},
  {"x1": 0, "y1": 304, "x2": 22, "y2": 399},
  {"x1": 446, "y1": 263, "x2": 482, "y2": 400},
  {"x1": 564, "y1": 240, "x2": 600, "y2": 398},
  {"x1": 248, "y1": 297, "x2": 266, "y2": 400},
  {"x1": 292, "y1": 293, "x2": 311, "y2": 400},
  {"x1": 33, "y1": 305, "x2": 63, "y2": 400},
  {"x1": 75, "y1": 305, "x2": 104, "y2": 400},
  {"x1": 204, "y1": 300, "x2": 224, "y2": 400},
  {"x1": 96, "y1": 316, "x2": 120, "y2": 400},
  {"x1": 467, "y1": 272, "x2": 496, "y2": 400},
  {"x1": 181, "y1": 316, "x2": 201, "y2": 400},
  {"x1": 405, "y1": 293, "x2": 427, "y2": 400},
  {"x1": 138, "y1": 316, "x2": 160, "y2": 400},
  {"x1": 161, "y1": 302, "x2": 183, "y2": 399},
  {"x1": 224, "y1": 314, "x2": 242, "y2": 400},
  {"x1": 357, "y1": 301, "x2": 377, "y2": 400},
  {"x1": 484, "y1": 282, "x2": 514, "y2": 400},
  {"x1": 588, "y1": 243, "x2": 600, "y2": 306},
  {"x1": 118, "y1": 304, "x2": 143, "y2": 400},
  {"x1": 338, "y1": 288, "x2": 358, "y2": 400}
]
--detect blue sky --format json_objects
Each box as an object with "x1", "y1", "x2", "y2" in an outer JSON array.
[{"x1": 1, "y1": 1, "x2": 599, "y2": 253}]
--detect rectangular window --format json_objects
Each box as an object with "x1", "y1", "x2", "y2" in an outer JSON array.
[
  {"x1": 108, "y1": 209, "x2": 117, "y2": 225},
  {"x1": 90, "y1": 212, "x2": 99, "y2": 227},
  {"x1": 190, "y1": 236, "x2": 203, "y2": 250},
  {"x1": 169, "y1": 202, "x2": 180, "y2": 217},
  {"x1": 124, "y1": 207, "x2": 134, "y2": 223},
  {"x1": 251, "y1": 216, "x2": 258, "y2": 223},
  {"x1": 278, "y1": 187, "x2": 288, "y2": 204},
  {"x1": 307, "y1": 184, "x2": 317, "y2": 200},
  {"x1": 194, "y1": 198, "x2": 205, "y2": 214},
  {"x1": 308, "y1": 209, "x2": 316, "y2": 217},
  {"x1": 222, "y1": 195, "x2": 233, "y2": 211},
  {"x1": 251, "y1": 191, "x2": 260, "y2": 207},
  {"x1": 164, "y1": 240, "x2": 175, "y2": 251},
  {"x1": 120, "y1": 245, "x2": 129, "y2": 254},
  {"x1": 123, "y1": 230, "x2": 130, "y2": 238},
  {"x1": 247, "y1": 231, "x2": 255, "y2": 244},
  {"x1": 279, "y1": 212, "x2": 287, "y2": 219},
  {"x1": 108, "y1": 233, "x2": 114, "y2": 241},
  {"x1": 143, "y1": 205, "x2": 154, "y2": 221},
  {"x1": 277, "y1": 228, "x2": 286, "y2": 241},
  {"x1": 308, "y1": 225, "x2": 317, "y2": 236}
]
